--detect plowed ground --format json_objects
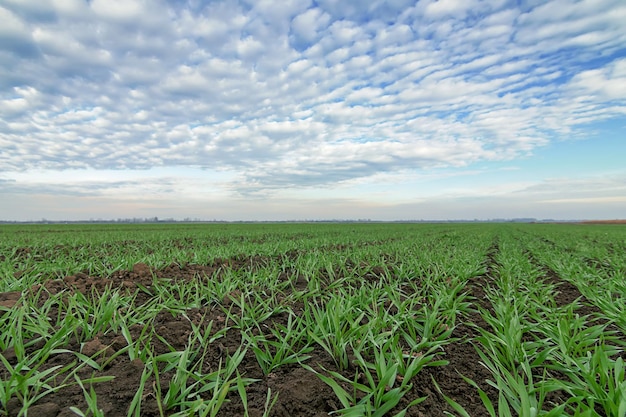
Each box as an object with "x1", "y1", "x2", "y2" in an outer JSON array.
[{"x1": 0, "y1": 250, "x2": 593, "y2": 417}]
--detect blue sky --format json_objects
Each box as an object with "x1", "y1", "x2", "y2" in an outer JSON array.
[{"x1": 1, "y1": 0, "x2": 625, "y2": 221}]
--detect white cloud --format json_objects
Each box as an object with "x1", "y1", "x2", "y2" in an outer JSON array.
[
  {"x1": 291, "y1": 7, "x2": 331, "y2": 42},
  {"x1": 422, "y1": 0, "x2": 482, "y2": 19},
  {"x1": 0, "y1": 0, "x2": 625, "y2": 220},
  {"x1": 567, "y1": 58, "x2": 626, "y2": 101},
  {"x1": 515, "y1": 0, "x2": 626, "y2": 52},
  {"x1": 0, "y1": 6, "x2": 29, "y2": 38},
  {"x1": 90, "y1": 0, "x2": 147, "y2": 22}
]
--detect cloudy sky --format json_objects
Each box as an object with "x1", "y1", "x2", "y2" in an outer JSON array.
[{"x1": 1, "y1": 0, "x2": 625, "y2": 221}]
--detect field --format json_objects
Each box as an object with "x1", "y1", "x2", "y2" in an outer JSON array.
[{"x1": 1, "y1": 223, "x2": 625, "y2": 417}]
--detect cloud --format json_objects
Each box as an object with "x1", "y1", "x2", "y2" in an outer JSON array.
[
  {"x1": 291, "y1": 7, "x2": 331, "y2": 44},
  {"x1": 0, "y1": 5, "x2": 40, "y2": 56},
  {"x1": 4, "y1": 169, "x2": 623, "y2": 221},
  {"x1": 516, "y1": 174, "x2": 626, "y2": 199},
  {"x1": 567, "y1": 58, "x2": 626, "y2": 101},
  {"x1": 0, "y1": 0, "x2": 625, "y2": 220}
]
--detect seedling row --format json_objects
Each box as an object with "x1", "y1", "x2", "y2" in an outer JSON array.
[{"x1": 0, "y1": 223, "x2": 624, "y2": 416}]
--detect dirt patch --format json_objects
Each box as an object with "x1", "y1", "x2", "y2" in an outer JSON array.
[
  {"x1": 2, "y1": 257, "x2": 492, "y2": 417},
  {"x1": 0, "y1": 291, "x2": 21, "y2": 309},
  {"x1": 2, "y1": 237, "x2": 612, "y2": 417},
  {"x1": 525, "y1": 252, "x2": 602, "y2": 316}
]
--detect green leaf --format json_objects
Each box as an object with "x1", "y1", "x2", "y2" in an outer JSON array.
[{"x1": 317, "y1": 373, "x2": 353, "y2": 409}]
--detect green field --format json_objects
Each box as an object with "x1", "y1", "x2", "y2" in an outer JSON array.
[{"x1": 1, "y1": 223, "x2": 625, "y2": 416}]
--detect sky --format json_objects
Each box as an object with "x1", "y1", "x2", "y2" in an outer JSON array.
[{"x1": 1, "y1": 0, "x2": 625, "y2": 221}]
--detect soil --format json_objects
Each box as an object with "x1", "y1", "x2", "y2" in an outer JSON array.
[{"x1": 0, "y1": 246, "x2": 613, "y2": 417}]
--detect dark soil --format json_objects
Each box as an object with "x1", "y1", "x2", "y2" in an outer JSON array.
[{"x1": 0, "y1": 243, "x2": 613, "y2": 417}]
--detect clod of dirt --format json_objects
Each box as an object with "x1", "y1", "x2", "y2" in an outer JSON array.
[
  {"x1": 132, "y1": 262, "x2": 151, "y2": 277},
  {"x1": 121, "y1": 280, "x2": 135, "y2": 290},
  {"x1": 81, "y1": 337, "x2": 113, "y2": 359},
  {"x1": 0, "y1": 291, "x2": 21, "y2": 308},
  {"x1": 24, "y1": 402, "x2": 60, "y2": 417},
  {"x1": 1, "y1": 346, "x2": 17, "y2": 364},
  {"x1": 63, "y1": 273, "x2": 89, "y2": 285}
]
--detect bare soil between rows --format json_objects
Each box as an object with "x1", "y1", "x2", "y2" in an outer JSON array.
[{"x1": 0, "y1": 251, "x2": 599, "y2": 417}]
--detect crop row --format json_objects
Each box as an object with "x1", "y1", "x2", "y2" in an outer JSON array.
[{"x1": 0, "y1": 223, "x2": 624, "y2": 416}]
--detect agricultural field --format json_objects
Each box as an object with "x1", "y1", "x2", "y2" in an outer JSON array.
[{"x1": 0, "y1": 222, "x2": 625, "y2": 417}]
